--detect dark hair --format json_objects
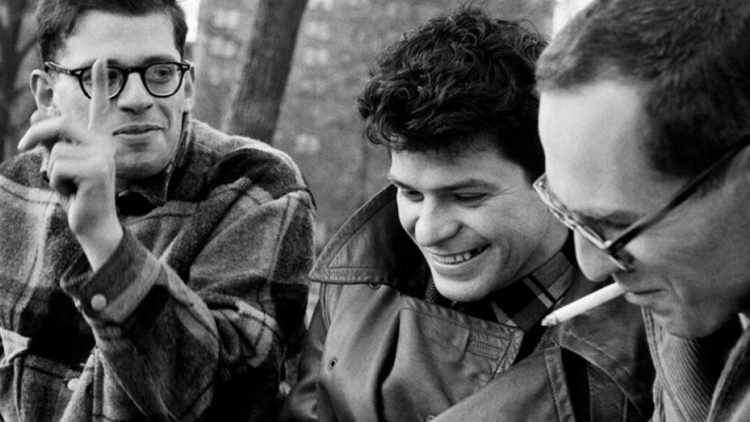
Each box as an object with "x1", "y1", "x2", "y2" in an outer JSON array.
[
  {"x1": 536, "y1": 0, "x2": 750, "y2": 179},
  {"x1": 35, "y1": 0, "x2": 188, "y2": 62},
  {"x1": 358, "y1": 7, "x2": 548, "y2": 179}
]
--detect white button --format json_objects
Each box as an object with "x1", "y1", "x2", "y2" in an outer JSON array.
[
  {"x1": 90, "y1": 294, "x2": 108, "y2": 311},
  {"x1": 67, "y1": 377, "x2": 79, "y2": 391}
]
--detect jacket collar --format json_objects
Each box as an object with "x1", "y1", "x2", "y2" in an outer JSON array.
[{"x1": 310, "y1": 185, "x2": 424, "y2": 292}]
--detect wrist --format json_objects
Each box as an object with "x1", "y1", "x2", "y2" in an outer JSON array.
[{"x1": 76, "y1": 220, "x2": 124, "y2": 271}]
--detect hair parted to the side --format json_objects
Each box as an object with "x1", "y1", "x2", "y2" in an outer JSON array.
[
  {"x1": 536, "y1": 0, "x2": 750, "y2": 180},
  {"x1": 35, "y1": 0, "x2": 188, "y2": 62},
  {"x1": 358, "y1": 7, "x2": 548, "y2": 179}
]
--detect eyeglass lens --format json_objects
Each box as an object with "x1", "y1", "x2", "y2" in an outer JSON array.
[{"x1": 80, "y1": 63, "x2": 185, "y2": 97}]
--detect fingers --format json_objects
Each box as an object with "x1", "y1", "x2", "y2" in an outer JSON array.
[
  {"x1": 88, "y1": 57, "x2": 110, "y2": 129},
  {"x1": 17, "y1": 115, "x2": 66, "y2": 152},
  {"x1": 29, "y1": 109, "x2": 56, "y2": 125},
  {"x1": 19, "y1": 59, "x2": 110, "y2": 153},
  {"x1": 45, "y1": 152, "x2": 78, "y2": 197}
]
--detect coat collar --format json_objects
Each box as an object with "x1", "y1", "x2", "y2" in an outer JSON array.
[{"x1": 310, "y1": 185, "x2": 418, "y2": 285}]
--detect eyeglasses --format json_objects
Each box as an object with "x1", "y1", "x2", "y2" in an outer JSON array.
[
  {"x1": 533, "y1": 134, "x2": 750, "y2": 271},
  {"x1": 44, "y1": 61, "x2": 192, "y2": 99}
]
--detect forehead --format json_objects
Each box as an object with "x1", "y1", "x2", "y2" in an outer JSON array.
[
  {"x1": 388, "y1": 140, "x2": 528, "y2": 190},
  {"x1": 57, "y1": 11, "x2": 179, "y2": 65},
  {"x1": 538, "y1": 81, "x2": 676, "y2": 214}
]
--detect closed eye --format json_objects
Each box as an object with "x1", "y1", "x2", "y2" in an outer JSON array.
[
  {"x1": 398, "y1": 188, "x2": 423, "y2": 201},
  {"x1": 582, "y1": 218, "x2": 634, "y2": 238},
  {"x1": 454, "y1": 193, "x2": 488, "y2": 203}
]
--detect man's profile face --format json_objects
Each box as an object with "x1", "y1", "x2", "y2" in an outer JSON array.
[
  {"x1": 388, "y1": 136, "x2": 557, "y2": 302},
  {"x1": 538, "y1": 80, "x2": 750, "y2": 337},
  {"x1": 44, "y1": 11, "x2": 193, "y2": 190}
]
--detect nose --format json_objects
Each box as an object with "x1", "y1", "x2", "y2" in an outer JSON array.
[
  {"x1": 573, "y1": 231, "x2": 622, "y2": 282},
  {"x1": 412, "y1": 199, "x2": 459, "y2": 247},
  {"x1": 116, "y1": 72, "x2": 154, "y2": 113}
]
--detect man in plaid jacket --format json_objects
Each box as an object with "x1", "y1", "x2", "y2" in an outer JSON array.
[{"x1": 1, "y1": 0, "x2": 315, "y2": 420}]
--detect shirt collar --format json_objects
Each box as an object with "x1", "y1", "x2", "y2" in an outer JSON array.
[
  {"x1": 486, "y1": 236, "x2": 576, "y2": 331},
  {"x1": 115, "y1": 115, "x2": 192, "y2": 215}
]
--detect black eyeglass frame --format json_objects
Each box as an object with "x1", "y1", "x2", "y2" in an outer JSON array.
[
  {"x1": 44, "y1": 61, "x2": 192, "y2": 99},
  {"x1": 533, "y1": 133, "x2": 750, "y2": 271}
]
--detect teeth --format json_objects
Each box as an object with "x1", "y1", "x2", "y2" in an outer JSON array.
[{"x1": 432, "y1": 246, "x2": 487, "y2": 265}]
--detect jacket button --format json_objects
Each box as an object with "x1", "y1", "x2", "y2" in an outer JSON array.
[
  {"x1": 90, "y1": 294, "x2": 108, "y2": 311},
  {"x1": 66, "y1": 377, "x2": 80, "y2": 391}
]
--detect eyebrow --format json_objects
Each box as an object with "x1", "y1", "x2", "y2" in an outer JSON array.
[
  {"x1": 387, "y1": 175, "x2": 500, "y2": 192},
  {"x1": 66, "y1": 54, "x2": 181, "y2": 70},
  {"x1": 109, "y1": 55, "x2": 181, "y2": 66}
]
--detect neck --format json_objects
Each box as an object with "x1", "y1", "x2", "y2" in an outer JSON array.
[{"x1": 518, "y1": 214, "x2": 570, "y2": 278}]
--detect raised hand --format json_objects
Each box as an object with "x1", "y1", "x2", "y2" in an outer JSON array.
[{"x1": 18, "y1": 58, "x2": 123, "y2": 270}]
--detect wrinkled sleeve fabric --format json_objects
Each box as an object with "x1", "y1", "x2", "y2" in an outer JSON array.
[
  {"x1": 58, "y1": 169, "x2": 315, "y2": 420},
  {"x1": 278, "y1": 298, "x2": 329, "y2": 422}
]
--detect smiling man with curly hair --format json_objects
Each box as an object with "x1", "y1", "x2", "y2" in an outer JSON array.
[{"x1": 281, "y1": 8, "x2": 654, "y2": 422}]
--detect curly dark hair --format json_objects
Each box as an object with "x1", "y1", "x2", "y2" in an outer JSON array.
[{"x1": 358, "y1": 7, "x2": 547, "y2": 178}]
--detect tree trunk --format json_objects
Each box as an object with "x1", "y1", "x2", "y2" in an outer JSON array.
[
  {"x1": 0, "y1": 0, "x2": 38, "y2": 163},
  {"x1": 223, "y1": 0, "x2": 308, "y2": 144}
]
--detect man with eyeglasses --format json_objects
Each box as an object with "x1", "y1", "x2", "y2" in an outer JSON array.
[
  {"x1": 1, "y1": 0, "x2": 315, "y2": 420},
  {"x1": 535, "y1": 0, "x2": 750, "y2": 420}
]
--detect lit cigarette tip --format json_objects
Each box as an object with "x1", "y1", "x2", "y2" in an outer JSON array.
[
  {"x1": 541, "y1": 283, "x2": 626, "y2": 327},
  {"x1": 541, "y1": 315, "x2": 558, "y2": 327}
]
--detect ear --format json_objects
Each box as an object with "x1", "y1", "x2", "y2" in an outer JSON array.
[
  {"x1": 182, "y1": 66, "x2": 195, "y2": 112},
  {"x1": 29, "y1": 69, "x2": 59, "y2": 115}
]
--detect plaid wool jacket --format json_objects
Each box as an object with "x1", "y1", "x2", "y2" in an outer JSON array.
[{"x1": 0, "y1": 118, "x2": 315, "y2": 421}]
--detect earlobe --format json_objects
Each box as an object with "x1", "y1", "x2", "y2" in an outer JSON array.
[{"x1": 29, "y1": 69, "x2": 59, "y2": 114}]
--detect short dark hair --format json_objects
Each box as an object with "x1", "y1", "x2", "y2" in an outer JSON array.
[
  {"x1": 536, "y1": 0, "x2": 750, "y2": 180},
  {"x1": 35, "y1": 0, "x2": 188, "y2": 62},
  {"x1": 358, "y1": 7, "x2": 547, "y2": 179}
]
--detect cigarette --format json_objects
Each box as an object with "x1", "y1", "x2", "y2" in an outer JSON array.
[{"x1": 541, "y1": 282, "x2": 625, "y2": 326}]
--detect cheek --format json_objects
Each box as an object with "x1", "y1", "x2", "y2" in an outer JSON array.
[
  {"x1": 395, "y1": 198, "x2": 417, "y2": 235},
  {"x1": 488, "y1": 197, "x2": 549, "y2": 236}
]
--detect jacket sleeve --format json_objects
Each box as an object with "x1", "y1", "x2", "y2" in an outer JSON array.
[
  {"x1": 278, "y1": 298, "x2": 328, "y2": 422},
  {"x1": 58, "y1": 188, "x2": 315, "y2": 421}
]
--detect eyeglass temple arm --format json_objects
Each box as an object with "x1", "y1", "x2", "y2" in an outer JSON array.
[{"x1": 607, "y1": 135, "x2": 750, "y2": 252}]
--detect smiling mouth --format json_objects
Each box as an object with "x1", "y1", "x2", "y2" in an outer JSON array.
[
  {"x1": 114, "y1": 125, "x2": 161, "y2": 136},
  {"x1": 430, "y1": 245, "x2": 490, "y2": 265}
]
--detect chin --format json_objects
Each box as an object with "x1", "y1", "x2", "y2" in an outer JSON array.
[
  {"x1": 653, "y1": 311, "x2": 730, "y2": 339},
  {"x1": 432, "y1": 275, "x2": 490, "y2": 303}
]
